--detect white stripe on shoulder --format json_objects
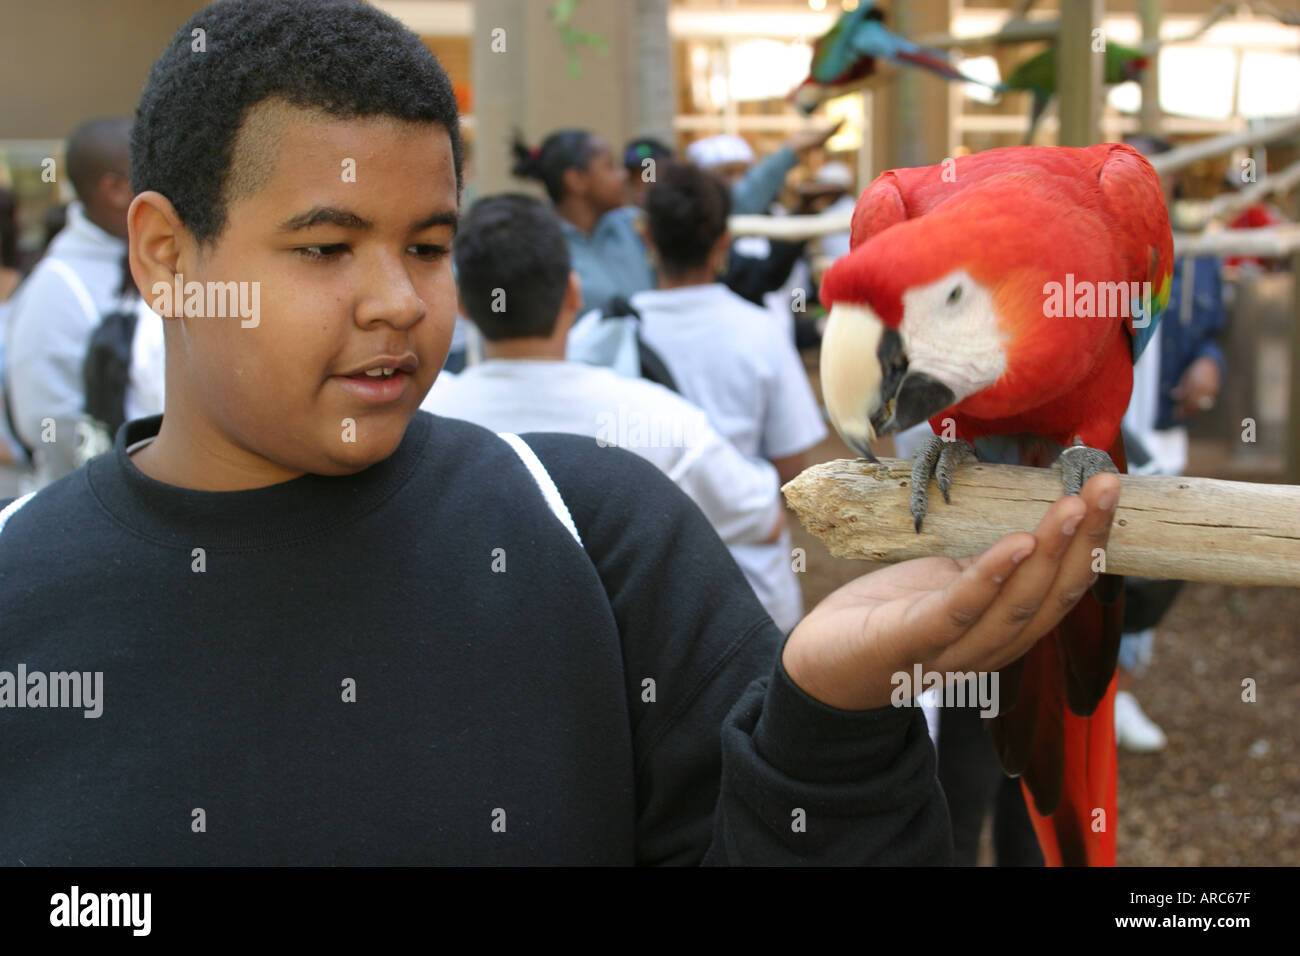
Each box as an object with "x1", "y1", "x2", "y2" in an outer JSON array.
[
  {"x1": 0, "y1": 491, "x2": 36, "y2": 536},
  {"x1": 497, "y1": 433, "x2": 584, "y2": 550}
]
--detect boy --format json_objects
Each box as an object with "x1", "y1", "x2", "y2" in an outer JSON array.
[{"x1": 0, "y1": 0, "x2": 1119, "y2": 865}]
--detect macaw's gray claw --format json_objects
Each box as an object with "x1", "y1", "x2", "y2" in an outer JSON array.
[
  {"x1": 936, "y1": 440, "x2": 976, "y2": 504},
  {"x1": 909, "y1": 435, "x2": 977, "y2": 533},
  {"x1": 1057, "y1": 438, "x2": 1119, "y2": 496}
]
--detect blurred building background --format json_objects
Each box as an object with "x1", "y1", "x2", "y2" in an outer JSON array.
[{"x1": 4, "y1": 2, "x2": 1298, "y2": 196}]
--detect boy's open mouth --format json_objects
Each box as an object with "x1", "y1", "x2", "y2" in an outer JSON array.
[{"x1": 333, "y1": 356, "x2": 418, "y2": 405}]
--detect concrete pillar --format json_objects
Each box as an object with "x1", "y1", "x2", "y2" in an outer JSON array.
[
  {"x1": 1138, "y1": 0, "x2": 1163, "y2": 138},
  {"x1": 1057, "y1": 0, "x2": 1104, "y2": 147},
  {"x1": 633, "y1": 0, "x2": 676, "y2": 145},
  {"x1": 0, "y1": 0, "x2": 208, "y2": 139},
  {"x1": 472, "y1": 0, "x2": 669, "y2": 196},
  {"x1": 871, "y1": 0, "x2": 953, "y2": 176}
]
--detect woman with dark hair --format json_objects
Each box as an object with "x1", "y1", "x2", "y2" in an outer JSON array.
[
  {"x1": 630, "y1": 162, "x2": 827, "y2": 635},
  {"x1": 511, "y1": 129, "x2": 654, "y2": 314},
  {"x1": 0, "y1": 187, "x2": 22, "y2": 302}
]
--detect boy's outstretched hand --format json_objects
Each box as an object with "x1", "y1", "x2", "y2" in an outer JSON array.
[{"x1": 783, "y1": 472, "x2": 1121, "y2": 712}]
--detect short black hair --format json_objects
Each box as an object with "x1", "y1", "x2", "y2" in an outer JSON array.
[
  {"x1": 453, "y1": 195, "x2": 571, "y2": 340},
  {"x1": 623, "y1": 136, "x2": 674, "y2": 172},
  {"x1": 644, "y1": 162, "x2": 731, "y2": 274},
  {"x1": 132, "y1": 0, "x2": 463, "y2": 245},
  {"x1": 511, "y1": 129, "x2": 599, "y2": 203},
  {"x1": 66, "y1": 118, "x2": 132, "y2": 203},
  {"x1": 0, "y1": 187, "x2": 18, "y2": 270}
]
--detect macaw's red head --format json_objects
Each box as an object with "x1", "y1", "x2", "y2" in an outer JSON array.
[
  {"x1": 817, "y1": 179, "x2": 1114, "y2": 458},
  {"x1": 1122, "y1": 56, "x2": 1149, "y2": 82}
]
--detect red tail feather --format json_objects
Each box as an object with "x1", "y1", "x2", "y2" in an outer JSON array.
[{"x1": 990, "y1": 437, "x2": 1126, "y2": 866}]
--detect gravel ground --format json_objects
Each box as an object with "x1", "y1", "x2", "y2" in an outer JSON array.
[
  {"x1": 791, "y1": 354, "x2": 1299, "y2": 866},
  {"x1": 1116, "y1": 583, "x2": 1300, "y2": 865}
]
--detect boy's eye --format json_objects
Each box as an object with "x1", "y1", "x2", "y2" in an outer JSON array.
[
  {"x1": 408, "y1": 244, "x2": 449, "y2": 261},
  {"x1": 297, "y1": 244, "x2": 348, "y2": 260},
  {"x1": 294, "y1": 243, "x2": 447, "y2": 262}
]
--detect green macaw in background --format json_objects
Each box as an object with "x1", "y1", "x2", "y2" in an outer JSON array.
[
  {"x1": 791, "y1": 1, "x2": 1002, "y2": 115},
  {"x1": 1003, "y1": 40, "x2": 1150, "y2": 143}
]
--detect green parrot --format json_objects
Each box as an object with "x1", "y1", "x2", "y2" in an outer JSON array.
[
  {"x1": 1004, "y1": 41, "x2": 1150, "y2": 142},
  {"x1": 791, "y1": 2, "x2": 1001, "y2": 115}
]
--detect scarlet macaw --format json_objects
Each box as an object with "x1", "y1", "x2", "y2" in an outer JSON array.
[
  {"x1": 818, "y1": 143, "x2": 1173, "y2": 866},
  {"x1": 791, "y1": 2, "x2": 1001, "y2": 115}
]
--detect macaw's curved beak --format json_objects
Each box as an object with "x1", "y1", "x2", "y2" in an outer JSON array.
[{"x1": 821, "y1": 303, "x2": 956, "y2": 460}]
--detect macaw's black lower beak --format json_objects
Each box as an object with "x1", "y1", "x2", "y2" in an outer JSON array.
[
  {"x1": 878, "y1": 373, "x2": 956, "y2": 435},
  {"x1": 868, "y1": 329, "x2": 957, "y2": 437}
]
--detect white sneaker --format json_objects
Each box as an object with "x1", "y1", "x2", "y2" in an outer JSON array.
[{"x1": 1115, "y1": 690, "x2": 1167, "y2": 753}]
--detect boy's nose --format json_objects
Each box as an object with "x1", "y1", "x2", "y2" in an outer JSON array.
[{"x1": 355, "y1": 252, "x2": 427, "y2": 329}]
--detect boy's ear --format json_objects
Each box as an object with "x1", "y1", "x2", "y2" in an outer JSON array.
[
  {"x1": 564, "y1": 270, "x2": 582, "y2": 314},
  {"x1": 711, "y1": 229, "x2": 732, "y2": 261},
  {"x1": 128, "y1": 191, "x2": 191, "y2": 318},
  {"x1": 553, "y1": 271, "x2": 583, "y2": 339},
  {"x1": 561, "y1": 166, "x2": 586, "y2": 199}
]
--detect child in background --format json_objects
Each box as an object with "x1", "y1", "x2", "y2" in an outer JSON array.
[
  {"x1": 632, "y1": 162, "x2": 828, "y2": 634},
  {"x1": 511, "y1": 130, "x2": 653, "y2": 315}
]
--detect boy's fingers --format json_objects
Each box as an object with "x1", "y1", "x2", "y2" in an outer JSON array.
[
  {"x1": 927, "y1": 493, "x2": 1087, "y2": 669},
  {"x1": 1018, "y1": 471, "x2": 1121, "y2": 640},
  {"x1": 900, "y1": 472, "x2": 1122, "y2": 676},
  {"x1": 902, "y1": 531, "x2": 1036, "y2": 649},
  {"x1": 951, "y1": 494, "x2": 1081, "y2": 642}
]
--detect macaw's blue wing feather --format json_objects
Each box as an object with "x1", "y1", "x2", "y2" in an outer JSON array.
[
  {"x1": 811, "y1": 5, "x2": 877, "y2": 84},
  {"x1": 849, "y1": 19, "x2": 917, "y2": 59}
]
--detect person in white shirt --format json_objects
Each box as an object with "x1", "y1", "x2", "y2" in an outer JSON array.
[
  {"x1": 4, "y1": 118, "x2": 134, "y2": 487},
  {"x1": 631, "y1": 162, "x2": 829, "y2": 633},
  {"x1": 423, "y1": 194, "x2": 786, "y2": 573}
]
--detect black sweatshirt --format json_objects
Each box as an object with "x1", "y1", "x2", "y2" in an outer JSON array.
[{"x1": 0, "y1": 412, "x2": 950, "y2": 864}]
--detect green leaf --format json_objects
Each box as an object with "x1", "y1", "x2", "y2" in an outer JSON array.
[{"x1": 551, "y1": 0, "x2": 579, "y2": 25}]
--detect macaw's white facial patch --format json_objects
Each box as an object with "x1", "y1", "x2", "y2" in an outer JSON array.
[
  {"x1": 899, "y1": 269, "x2": 1006, "y2": 406},
  {"x1": 821, "y1": 302, "x2": 885, "y2": 452}
]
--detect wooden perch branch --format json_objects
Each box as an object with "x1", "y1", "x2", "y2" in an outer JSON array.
[
  {"x1": 1173, "y1": 223, "x2": 1300, "y2": 257},
  {"x1": 1135, "y1": 1, "x2": 1241, "y2": 55},
  {"x1": 1149, "y1": 116, "x2": 1300, "y2": 177},
  {"x1": 728, "y1": 211, "x2": 852, "y2": 241},
  {"x1": 914, "y1": 18, "x2": 1059, "y2": 51},
  {"x1": 783, "y1": 458, "x2": 1300, "y2": 587},
  {"x1": 1249, "y1": 1, "x2": 1300, "y2": 27},
  {"x1": 1204, "y1": 158, "x2": 1300, "y2": 222}
]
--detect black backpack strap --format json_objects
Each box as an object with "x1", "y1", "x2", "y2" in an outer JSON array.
[
  {"x1": 598, "y1": 296, "x2": 681, "y2": 396},
  {"x1": 83, "y1": 304, "x2": 140, "y2": 435}
]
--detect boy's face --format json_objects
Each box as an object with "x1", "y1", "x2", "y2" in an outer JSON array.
[{"x1": 147, "y1": 105, "x2": 458, "y2": 479}]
